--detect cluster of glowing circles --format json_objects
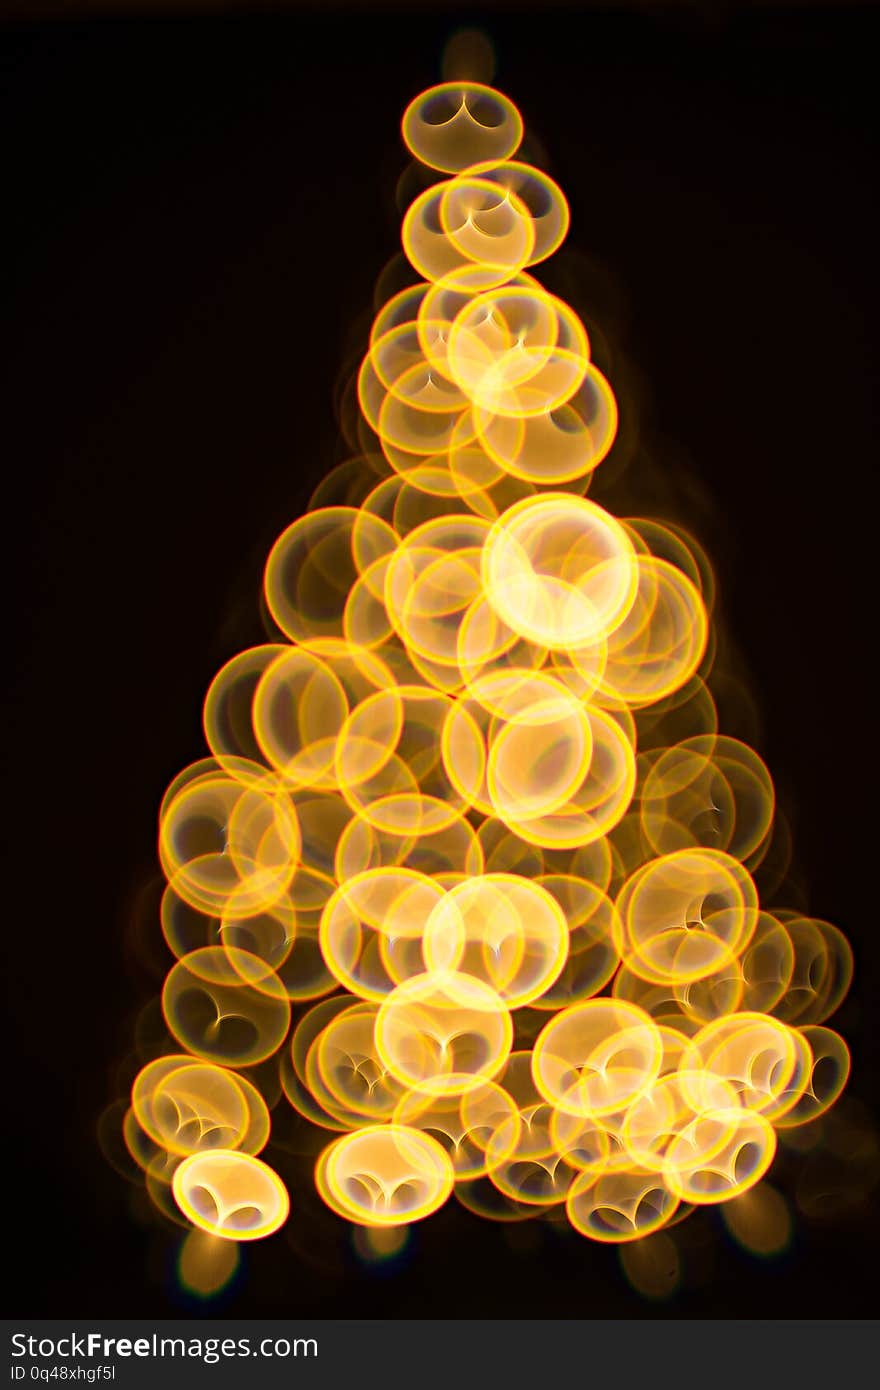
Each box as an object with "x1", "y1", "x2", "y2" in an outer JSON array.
[{"x1": 119, "y1": 77, "x2": 852, "y2": 1257}]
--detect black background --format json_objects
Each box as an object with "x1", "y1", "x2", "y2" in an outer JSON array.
[{"x1": 3, "y1": 1, "x2": 878, "y2": 1318}]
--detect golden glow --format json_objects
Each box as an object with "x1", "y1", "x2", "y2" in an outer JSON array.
[
  {"x1": 113, "y1": 72, "x2": 853, "y2": 1265},
  {"x1": 315, "y1": 1124, "x2": 455, "y2": 1225},
  {"x1": 172, "y1": 1150, "x2": 290, "y2": 1241}
]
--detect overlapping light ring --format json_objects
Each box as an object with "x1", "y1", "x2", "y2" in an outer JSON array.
[
  {"x1": 316, "y1": 1124, "x2": 455, "y2": 1225},
  {"x1": 172, "y1": 1150, "x2": 290, "y2": 1241},
  {"x1": 116, "y1": 75, "x2": 851, "y2": 1262}
]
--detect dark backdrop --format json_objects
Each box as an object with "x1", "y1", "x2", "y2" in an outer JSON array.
[{"x1": 3, "y1": 2, "x2": 878, "y2": 1318}]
